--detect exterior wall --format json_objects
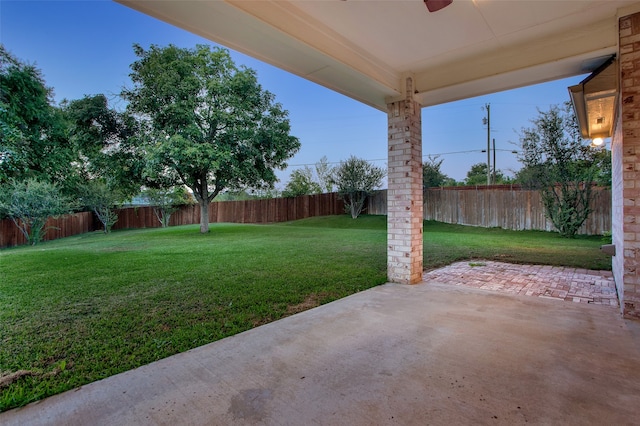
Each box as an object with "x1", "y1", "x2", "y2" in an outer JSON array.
[
  {"x1": 612, "y1": 109, "x2": 625, "y2": 313},
  {"x1": 619, "y1": 12, "x2": 640, "y2": 319},
  {"x1": 387, "y1": 78, "x2": 423, "y2": 284}
]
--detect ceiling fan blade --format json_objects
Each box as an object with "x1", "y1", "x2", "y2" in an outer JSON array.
[{"x1": 424, "y1": 0, "x2": 453, "y2": 13}]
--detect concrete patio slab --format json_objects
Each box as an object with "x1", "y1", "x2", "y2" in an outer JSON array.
[{"x1": 2, "y1": 270, "x2": 640, "y2": 425}]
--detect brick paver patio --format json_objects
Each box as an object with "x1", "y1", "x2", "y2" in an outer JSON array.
[{"x1": 423, "y1": 261, "x2": 619, "y2": 307}]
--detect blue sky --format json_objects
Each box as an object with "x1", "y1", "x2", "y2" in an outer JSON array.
[{"x1": 1, "y1": 0, "x2": 587, "y2": 186}]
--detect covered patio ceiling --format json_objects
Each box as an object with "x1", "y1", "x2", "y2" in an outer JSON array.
[{"x1": 118, "y1": 0, "x2": 640, "y2": 111}]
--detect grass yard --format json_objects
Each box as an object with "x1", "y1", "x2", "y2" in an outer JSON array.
[
  {"x1": 421, "y1": 220, "x2": 611, "y2": 271},
  {"x1": 0, "y1": 215, "x2": 610, "y2": 411}
]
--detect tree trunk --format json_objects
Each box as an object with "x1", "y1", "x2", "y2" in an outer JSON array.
[
  {"x1": 199, "y1": 201, "x2": 209, "y2": 233},
  {"x1": 350, "y1": 201, "x2": 358, "y2": 219}
]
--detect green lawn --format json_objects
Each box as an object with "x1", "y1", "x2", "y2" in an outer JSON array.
[
  {"x1": 421, "y1": 220, "x2": 611, "y2": 271},
  {"x1": 0, "y1": 216, "x2": 610, "y2": 411}
]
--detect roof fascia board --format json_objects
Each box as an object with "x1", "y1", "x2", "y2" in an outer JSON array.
[
  {"x1": 618, "y1": 2, "x2": 640, "y2": 18},
  {"x1": 414, "y1": 48, "x2": 616, "y2": 107}
]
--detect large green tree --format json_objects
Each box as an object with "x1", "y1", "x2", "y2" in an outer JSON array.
[
  {"x1": 122, "y1": 44, "x2": 300, "y2": 233},
  {"x1": 64, "y1": 94, "x2": 145, "y2": 198},
  {"x1": 0, "y1": 45, "x2": 76, "y2": 190},
  {"x1": 518, "y1": 102, "x2": 600, "y2": 238}
]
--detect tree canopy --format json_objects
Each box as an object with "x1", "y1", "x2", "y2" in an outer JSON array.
[
  {"x1": 315, "y1": 156, "x2": 335, "y2": 193},
  {"x1": 65, "y1": 94, "x2": 145, "y2": 198},
  {"x1": 465, "y1": 163, "x2": 488, "y2": 186},
  {"x1": 463, "y1": 162, "x2": 509, "y2": 186},
  {"x1": 282, "y1": 167, "x2": 322, "y2": 198},
  {"x1": 122, "y1": 44, "x2": 300, "y2": 233},
  {"x1": 0, "y1": 45, "x2": 75, "y2": 190},
  {"x1": 423, "y1": 155, "x2": 452, "y2": 188}
]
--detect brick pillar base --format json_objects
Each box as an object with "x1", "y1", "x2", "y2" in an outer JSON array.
[
  {"x1": 619, "y1": 12, "x2": 640, "y2": 319},
  {"x1": 387, "y1": 78, "x2": 423, "y2": 284}
]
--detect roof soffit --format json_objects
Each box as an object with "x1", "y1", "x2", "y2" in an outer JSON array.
[{"x1": 413, "y1": 17, "x2": 619, "y2": 106}]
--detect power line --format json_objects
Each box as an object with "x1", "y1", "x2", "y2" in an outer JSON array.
[
  {"x1": 424, "y1": 149, "x2": 484, "y2": 156},
  {"x1": 287, "y1": 158, "x2": 386, "y2": 168},
  {"x1": 286, "y1": 149, "x2": 519, "y2": 169}
]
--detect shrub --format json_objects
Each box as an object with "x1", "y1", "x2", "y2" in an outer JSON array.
[
  {"x1": 0, "y1": 178, "x2": 72, "y2": 245},
  {"x1": 332, "y1": 156, "x2": 385, "y2": 219}
]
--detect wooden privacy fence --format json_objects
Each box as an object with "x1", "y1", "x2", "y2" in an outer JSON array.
[
  {"x1": 367, "y1": 186, "x2": 611, "y2": 235},
  {"x1": 1, "y1": 187, "x2": 611, "y2": 248},
  {"x1": 0, "y1": 211, "x2": 95, "y2": 248},
  {"x1": 1, "y1": 193, "x2": 344, "y2": 248},
  {"x1": 112, "y1": 192, "x2": 344, "y2": 230}
]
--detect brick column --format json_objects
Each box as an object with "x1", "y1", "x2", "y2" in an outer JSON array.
[
  {"x1": 618, "y1": 12, "x2": 640, "y2": 319},
  {"x1": 387, "y1": 77, "x2": 423, "y2": 284}
]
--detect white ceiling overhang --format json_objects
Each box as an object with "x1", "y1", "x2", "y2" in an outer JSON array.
[{"x1": 117, "y1": 0, "x2": 640, "y2": 111}]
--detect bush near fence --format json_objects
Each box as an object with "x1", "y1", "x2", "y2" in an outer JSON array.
[
  {"x1": 1, "y1": 193, "x2": 345, "y2": 248},
  {"x1": 367, "y1": 185, "x2": 611, "y2": 235}
]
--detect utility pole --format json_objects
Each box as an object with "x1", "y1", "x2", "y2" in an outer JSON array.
[
  {"x1": 482, "y1": 103, "x2": 491, "y2": 186},
  {"x1": 492, "y1": 138, "x2": 496, "y2": 184}
]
